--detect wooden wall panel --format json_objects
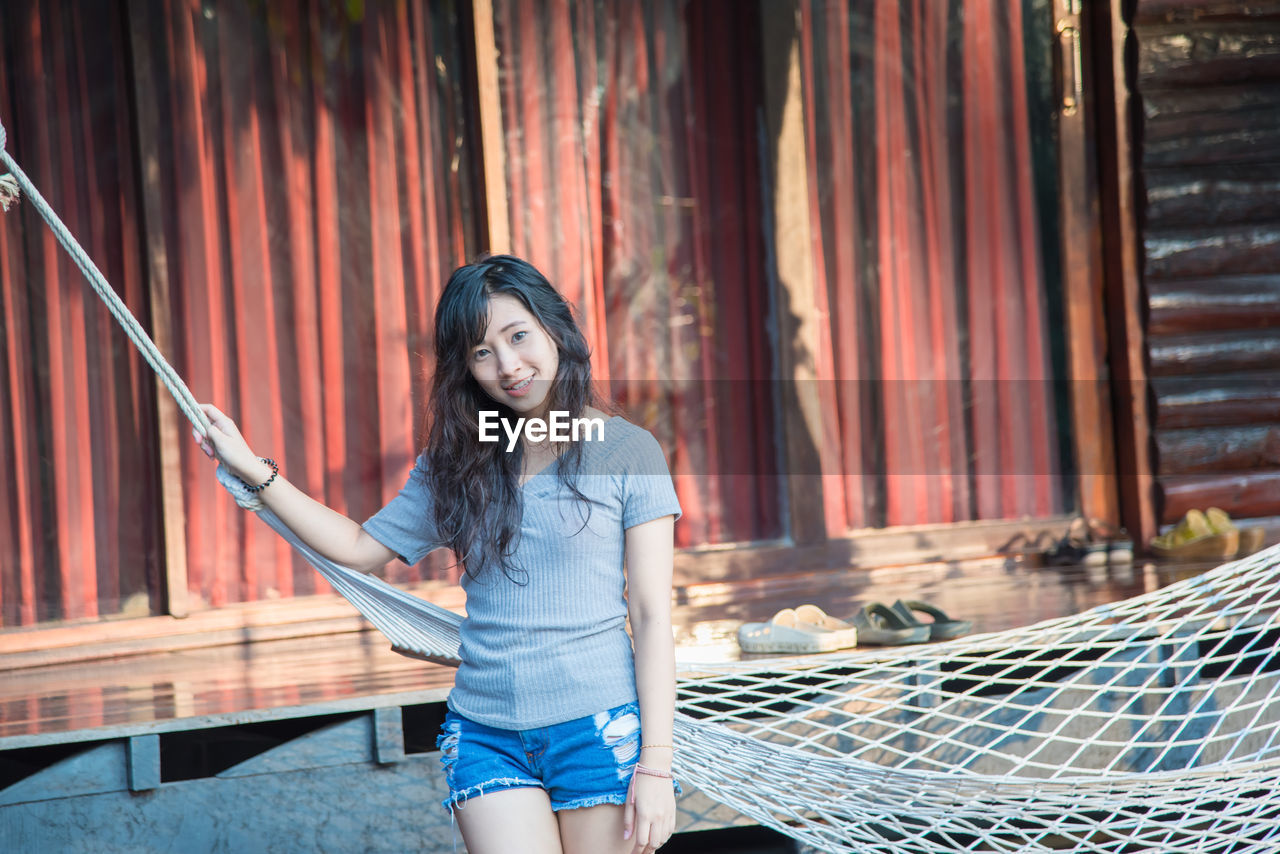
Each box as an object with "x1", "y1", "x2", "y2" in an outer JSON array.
[{"x1": 1133, "y1": 4, "x2": 1280, "y2": 524}]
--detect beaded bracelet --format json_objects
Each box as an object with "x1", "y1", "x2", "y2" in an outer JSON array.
[
  {"x1": 244, "y1": 457, "x2": 279, "y2": 493},
  {"x1": 641, "y1": 744, "x2": 674, "y2": 751},
  {"x1": 632, "y1": 763, "x2": 673, "y2": 779}
]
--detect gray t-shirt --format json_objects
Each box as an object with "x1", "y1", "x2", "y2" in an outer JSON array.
[{"x1": 362, "y1": 415, "x2": 682, "y2": 729}]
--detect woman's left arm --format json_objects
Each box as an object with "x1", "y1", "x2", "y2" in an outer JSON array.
[{"x1": 623, "y1": 514, "x2": 678, "y2": 853}]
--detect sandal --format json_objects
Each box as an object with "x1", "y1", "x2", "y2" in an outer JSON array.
[
  {"x1": 849, "y1": 603, "x2": 930, "y2": 646},
  {"x1": 1047, "y1": 516, "x2": 1134, "y2": 566},
  {"x1": 888, "y1": 600, "x2": 973, "y2": 641},
  {"x1": 737, "y1": 608, "x2": 858, "y2": 654},
  {"x1": 997, "y1": 530, "x2": 1057, "y2": 567},
  {"x1": 1150, "y1": 509, "x2": 1238, "y2": 560},
  {"x1": 792, "y1": 604, "x2": 859, "y2": 648},
  {"x1": 1205, "y1": 507, "x2": 1267, "y2": 558}
]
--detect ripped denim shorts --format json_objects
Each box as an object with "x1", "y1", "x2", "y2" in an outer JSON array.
[{"x1": 436, "y1": 700, "x2": 679, "y2": 814}]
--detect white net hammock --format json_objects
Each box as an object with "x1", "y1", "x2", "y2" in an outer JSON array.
[
  {"x1": 672, "y1": 547, "x2": 1280, "y2": 853},
  {"x1": 6, "y1": 121, "x2": 1280, "y2": 853}
]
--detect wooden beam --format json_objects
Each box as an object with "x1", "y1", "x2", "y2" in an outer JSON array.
[
  {"x1": 1144, "y1": 165, "x2": 1280, "y2": 231},
  {"x1": 0, "y1": 513, "x2": 1058, "y2": 669},
  {"x1": 472, "y1": 0, "x2": 510, "y2": 254},
  {"x1": 1135, "y1": 0, "x2": 1280, "y2": 24},
  {"x1": 1144, "y1": 225, "x2": 1280, "y2": 279},
  {"x1": 127, "y1": 3, "x2": 189, "y2": 618},
  {"x1": 127, "y1": 734, "x2": 161, "y2": 792},
  {"x1": 1148, "y1": 276, "x2": 1280, "y2": 335},
  {"x1": 1161, "y1": 471, "x2": 1280, "y2": 522},
  {"x1": 1157, "y1": 425, "x2": 1280, "y2": 475},
  {"x1": 1057, "y1": 0, "x2": 1120, "y2": 525},
  {"x1": 1153, "y1": 374, "x2": 1280, "y2": 429},
  {"x1": 1094, "y1": 0, "x2": 1158, "y2": 551},
  {"x1": 0, "y1": 579, "x2": 466, "y2": 670},
  {"x1": 1149, "y1": 329, "x2": 1280, "y2": 376},
  {"x1": 1135, "y1": 23, "x2": 1280, "y2": 88},
  {"x1": 373, "y1": 707, "x2": 405, "y2": 765}
]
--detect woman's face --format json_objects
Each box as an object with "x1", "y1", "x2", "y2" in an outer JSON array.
[{"x1": 468, "y1": 293, "x2": 560, "y2": 418}]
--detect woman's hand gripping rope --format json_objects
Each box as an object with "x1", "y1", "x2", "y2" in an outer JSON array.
[
  {"x1": 190, "y1": 402, "x2": 395, "y2": 573},
  {"x1": 192, "y1": 403, "x2": 276, "y2": 490}
]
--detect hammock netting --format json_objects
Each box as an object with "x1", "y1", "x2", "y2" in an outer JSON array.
[
  {"x1": 6, "y1": 119, "x2": 1280, "y2": 853},
  {"x1": 671, "y1": 547, "x2": 1280, "y2": 853}
]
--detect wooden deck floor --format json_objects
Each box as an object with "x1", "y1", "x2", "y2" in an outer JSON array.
[{"x1": 0, "y1": 555, "x2": 1217, "y2": 746}]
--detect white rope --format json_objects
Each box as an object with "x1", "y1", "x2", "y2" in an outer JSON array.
[
  {"x1": 0, "y1": 121, "x2": 209, "y2": 435},
  {"x1": 6, "y1": 114, "x2": 1280, "y2": 852},
  {"x1": 216, "y1": 466, "x2": 463, "y2": 663},
  {"x1": 0, "y1": 116, "x2": 457, "y2": 664}
]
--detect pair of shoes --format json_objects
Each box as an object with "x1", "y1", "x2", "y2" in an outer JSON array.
[
  {"x1": 737, "y1": 605, "x2": 857, "y2": 654},
  {"x1": 997, "y1": 530, "x2": 1056, "y2": 567},
  {"x1": 1150, "y1": 508, "x2": 1265, "y2": 561},
  {"x1": 1047, "y1": 516, "x2": 1134, "y2": 566},
  {"x1": 849, "y1": 601, "x2": 973, "y2": 645}
]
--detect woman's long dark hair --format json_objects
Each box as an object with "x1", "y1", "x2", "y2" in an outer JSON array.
[{"x1": 426, "y1": 255, "x2": 602, "y2": 581}]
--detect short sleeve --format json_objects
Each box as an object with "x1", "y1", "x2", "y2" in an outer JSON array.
[
  {"x1": 618, "y1": 429, "x2": 683, "y2": 529},
  {"x1": 362, "y1": 452, "x2": 443, "y2": 564}
]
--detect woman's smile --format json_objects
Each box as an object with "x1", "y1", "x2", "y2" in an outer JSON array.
[{"x1": 504, "y1": 375, "x2": 535, "y2": 396}]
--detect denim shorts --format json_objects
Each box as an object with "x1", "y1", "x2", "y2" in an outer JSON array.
[{"x1": 436, "y1": 700, "x2": 678, "y2": 813}]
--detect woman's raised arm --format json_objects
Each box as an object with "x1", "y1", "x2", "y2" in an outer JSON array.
[{"x1": 194, "y1": 403, "x2": 397, "y2": 573}]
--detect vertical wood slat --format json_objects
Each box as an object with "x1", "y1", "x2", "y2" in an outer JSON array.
[
  {"x1": 269, "y1": 0, "x2": 320, "y2": 596},
  {"x1": 473, "y1": 0, "x2": 510, "y2": 253},
  {"x1": 1004, "y1": 0, "x2": 1059, "y2": 517},
  {"x1": 878, "y1": 0, "x2": 928, "y2": 525},
  {"x1": 573, "y1": 0, "x2": 611, "y2": 386},
  {"x1": 310, "y1": 0, "x2": 345, "y2": 527},
  {"x1": 364, "y1": 4, "x2": 415, "y2": 512},
  {"x1": 761, "y1": 0, "x2": 830, "y2": 545},
  {"x1": 43, "y1": 2, "x2": 99, "y2": 620},
  {"x1": 72, "y1": 5, "x2": 119, "y2": 615},
  {"x1": 1056, "y1": 0, "x2": 1120, "y2": 524},
  {"x1": 128, "y1": 0, "x2": 189, "y2": 618},
  {"x1": 915, "y1": 0, "x2": 966, "y2": 523},
  {"x1": 0, "y1": 3, "x2": 41, "y2": 626},
  {"x1": 798, "y1": 0, "x2": 866, "y2": 533},
  {"x1": 215, "y1": 5, "x2": 265, "y2": 602},
  {"x1": 1095, "y1": 0, "x2": 1157, "y2": 549},
  {"x1": 680, "y1": 1, "x2": 728, "y2": 545},
  {"x1": 687, "y1": 0, "x2": 731, "y2": 544}
]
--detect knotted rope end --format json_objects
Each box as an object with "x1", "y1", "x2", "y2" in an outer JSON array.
[
  {"x1": 0, "y1": 174, "x2": 20, "y2": 212},
  {"x1": 215, "y1": 463, "x2": 265, "y2": 511}
]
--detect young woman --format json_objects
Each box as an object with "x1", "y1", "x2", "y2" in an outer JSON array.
[{"x1": 194, "y1": 255, "x2": 681, "y2": 854}]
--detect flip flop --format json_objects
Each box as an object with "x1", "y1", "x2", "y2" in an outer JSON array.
[
  {"x1": 888, "y1": 600, "x2": 973, "y2": 641},
  {"x1": 849, "y1": 603, "x2": 930, "y2": 646},
  {"x1": 737, "y1": 608, "x2": 857, "y2": 654}
]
